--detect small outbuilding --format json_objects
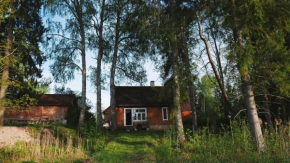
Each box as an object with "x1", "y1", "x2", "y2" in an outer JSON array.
[{"x1": 4, "y1": 94, "x2": 76, "y2": 125}]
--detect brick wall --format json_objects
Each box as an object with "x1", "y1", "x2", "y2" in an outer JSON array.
[{"x1": 4, "y1": 106, "x2": 68, "y2": 124}]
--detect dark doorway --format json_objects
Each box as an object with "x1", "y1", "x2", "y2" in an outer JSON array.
[{"x1": 125, "y1": 109, "x2": 132, "y2": 126}]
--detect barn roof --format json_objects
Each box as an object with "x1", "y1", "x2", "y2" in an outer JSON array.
[
  {"x1": 37, "y1": 94, "x2": 76, "y2": 106},
  {"x1": 115, "y1": 86, "x2": 172, "y2": 107}
]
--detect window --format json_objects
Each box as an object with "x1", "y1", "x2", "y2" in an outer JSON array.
[
  {"x1": 162, "y1": 107, "x2": 168, "y2": 121},
  {"x1": 133, "y1": 108, "x2": 147, "y2": 121}
]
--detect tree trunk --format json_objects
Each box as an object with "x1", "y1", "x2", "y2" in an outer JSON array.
[
  {"x1": 96, "y1": 0, "x2": 105, "y2": 128},
  {"x1": 196, "y1": 12, "x2": 232, "y2": 118},
  {"x1": 0, "y1": 16, "x2": 14, "y2": 127},
  {"x1": 110, "y1": 1, "x2": 120, "y2": 131},
  {"x1": 231, "y1": 0, "x2": 266, "y2": 151},
  {"x1": 211, "y1": 28, "x2": 224, "y2": 87},
  {"x1": 169, "y1": 0, "x2": 185, "y2": 143},
  {"x1": 262, "y1": 88, "x2": 273, "y2": 130},
  {"x1": 180, "y1": 27, "x2": 197, "y2": 134},
  {"x1": 242, "y1": 76, "x2": 266, "y2": 151},
  {"x1": 78, "y1": 0, "x2": 87, "y2": 128},
  {"x1": 172, "y1": 37, "x2": 185, "y2": 142}
]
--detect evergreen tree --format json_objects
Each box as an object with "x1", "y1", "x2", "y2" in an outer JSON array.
[{"x1": 0, "y1": 0, "x2": 45, "y2": 127}]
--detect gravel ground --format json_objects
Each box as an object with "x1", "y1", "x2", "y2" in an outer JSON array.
[{"x1": 0, "y1": 127, "x2": 32, "y2": 148}]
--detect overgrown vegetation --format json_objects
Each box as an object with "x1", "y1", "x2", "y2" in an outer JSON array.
[
  {"x1": 154, "y1": 122, "x2": 290, "y2": 162},
  {"x1": 1, "y1": 122, "x2": 289, "y2": 162},
  {"x1": 0, "y1": 124, "x2": 107, "y2": 163}
]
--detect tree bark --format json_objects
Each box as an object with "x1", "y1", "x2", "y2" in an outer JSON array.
[
  {"x1": 180, "y1": 27, "x2": 197, "y2": 134},
  {"x1": 242, "y1": 76, "x2": 266, "y2": 151},
  {"x1": 110, "y1": 0, "x2": 120, "y2": 131},
  {"x1": 0, "y1": 15, "x2": 14, "y2": 127},
  {"x1": 231, "y1": 0, "x2": 266, "y2": 151},
  {"x1": 169, "y1": 0, "x2": 185, "y2": 143},
  {"x1": 196, "y1": 12, "x2": 232, "y2": 118},
  {"x1": 262, "y1": 88, "x2": 273, "y2": 130},
  {"x1": 78, "y1": 0, "x2": 87, "y2": 128},
  {"x1": 96, "y1": 0, "x2": 105, "y2": 128},
  {"x1": 210, "y1": 27, "x2": 224, "y2": 87},
  {"x1": 172, "y1": 37, "x2": 185, "y2": 142}
]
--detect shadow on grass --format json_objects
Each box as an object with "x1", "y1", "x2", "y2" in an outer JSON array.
[{"x1": 115, "y1": 139, "x2": 154, "y2": 147}]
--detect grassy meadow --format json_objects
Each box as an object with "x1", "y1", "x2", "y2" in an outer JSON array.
[{"x1": 0, "y1": 122, "x2": 289, "y2": 163}]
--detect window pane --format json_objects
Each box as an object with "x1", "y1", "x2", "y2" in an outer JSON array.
[
  {"x1": 142, "y1": 113, "x2": 145, "y2": 120},
  {"x1": 133, "y1": 113, "x2": 137, "y2": 120},
  {"x1": 138, "y1": 113, "x2": 141, "y2": 120},
  {"x1": 163, "y1": 108, "x2": 167, "y2": 120}
]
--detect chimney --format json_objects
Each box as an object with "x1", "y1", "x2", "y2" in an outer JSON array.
[{"x1": 150, "y1": 81, "x2": 155, "y2": 87}]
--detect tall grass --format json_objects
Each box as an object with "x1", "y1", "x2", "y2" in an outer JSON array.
[
  {"x1": 153, "y1": 122, "x2": 290, "y2": 162},
  {"x1": 0, "y1": 126, "x2": 90, "y2": 163}
]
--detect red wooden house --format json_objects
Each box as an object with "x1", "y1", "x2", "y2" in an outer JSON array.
[
  {"x1": 4, "y1": 94, "x2": 76, "y2": 125},
  {"x1": 103, "y1": 83, "x2": 191, "y2": 130}
]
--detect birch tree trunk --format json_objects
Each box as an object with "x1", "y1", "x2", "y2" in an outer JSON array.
[
  {"x1": 110, "y1": 0, "x2": 120, "y2": 131},
  {"x1": 78, "y1": 0, "x2": 87, "y2": 128},
  {"x1": 96, "y1": 0, "x2": 106, "y2": 128},
  {"x1": 232, "y1": 0, "x2": 266, "y2": 151},
  {"x1": 172, "y1": 37, "x2": 185, "y2": 142},
  {"x1": 181, "y1": 27, "x2": 197, "y2": 133},
  {"x1": 196, "y1": 12, "x2": 232, "y2": 118},
  {"x1": 0, "y1": 16, "x2": 14, "y2": 127},
  {"x1": 168, "y1": 0, "x2": 184, "y2": 142}
]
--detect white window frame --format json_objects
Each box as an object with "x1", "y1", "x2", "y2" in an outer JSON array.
[
  {"x1": 132, "y1": 108, "x2": 147, "y2": 122},
  {"x1": 162, "y1": 107, "x2": 168, "y2": 121}
]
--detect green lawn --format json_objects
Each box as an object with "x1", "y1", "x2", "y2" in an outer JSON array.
[{"x1": 93, "y1": 130, "x2": 163, "y2": 163}]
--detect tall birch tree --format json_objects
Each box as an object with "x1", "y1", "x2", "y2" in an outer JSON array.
[{"x1": 47, "y1": 0, "x2": 91, "y2": 128}]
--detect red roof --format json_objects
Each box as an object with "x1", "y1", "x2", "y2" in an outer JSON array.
[{"x1": 37, "y1": 94, "x2": 76, "y2": 106}]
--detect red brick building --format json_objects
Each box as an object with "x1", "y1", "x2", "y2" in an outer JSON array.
[
  {"x1": 103, "y1": 85, "x2": 191, "y2": 130},
  {"x1": 4, "y1": 94, "x2": 76, "y2": 125}
]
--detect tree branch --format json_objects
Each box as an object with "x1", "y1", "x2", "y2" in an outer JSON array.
[{"x1": 46, "y1": 33, "x2": 81, "y2": 43}]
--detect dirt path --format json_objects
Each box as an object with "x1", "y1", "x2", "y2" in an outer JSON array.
[
  {"x1": 0, "y1": 127, "x2": 32, "y2": 148},
  {"x1": 94, "y1": 131, "x2": 162, "y2": 163}
]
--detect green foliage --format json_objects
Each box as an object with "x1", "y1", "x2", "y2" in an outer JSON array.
[
  {"x1": 54, "y1": 86, "x2": 95, "y2": 128},
  {"x1": 152, "y1": 137, "x2": 172, "y2": 160},
  {"x1": 151, "y1": 122, "x2": 290, "y2": 162},
  {"x1": 45, "y1": 0, "x2": 93, "y2": 84},
  {"x1": 196, "y1": 75, "x2": 224, "y2": 124},
  {"x1": 0, "y1": 0, "x2": 46, "y2": 114}
]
